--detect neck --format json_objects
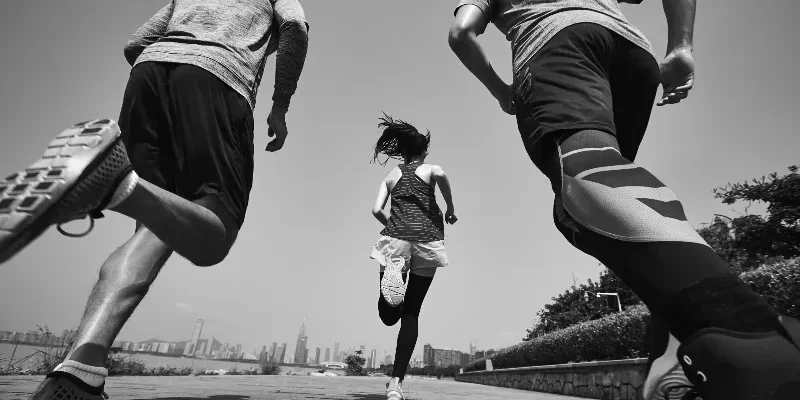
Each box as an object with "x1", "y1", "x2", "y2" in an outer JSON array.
[{"x1": 404, "y1": 156, "x2": 425, "y2": 164}]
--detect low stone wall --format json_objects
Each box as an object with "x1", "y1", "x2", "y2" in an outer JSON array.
[{"x1": 455, "y1": 358, "x2": 648, "y2": 400}]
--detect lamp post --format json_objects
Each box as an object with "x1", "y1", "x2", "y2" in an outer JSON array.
[{"x1": 584, "y1": 291, "x2": 622, "y2": 313}]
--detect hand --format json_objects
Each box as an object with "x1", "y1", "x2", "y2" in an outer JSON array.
[
  {"x1": 445, "y1": 210, "x2": 458, "y2": 225},
  {"x1": 658, "y1": 47, "x2": 695, "y2": 106},
  {"x1": 266, "y1": 104, "x2": 288, "y2": 152},
  {"x1": 492, "y1": 83, "x2": 516, "y2": 115}
]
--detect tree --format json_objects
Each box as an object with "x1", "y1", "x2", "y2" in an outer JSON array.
[
  {"x1": 699, "y1": 166, "x2": 800, "y2": 271},
  {"x1": 523, "y1": 267, "x2": 642, "y2": 341},
  {"x1": 344, "y1": 350, "x2": 367, "y2": 376}
]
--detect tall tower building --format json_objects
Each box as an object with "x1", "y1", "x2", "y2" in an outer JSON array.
[
  {"x1": 370, "y1": 349, "x2": 377, "y2": 369},
  {"x1": 423, "y1": 344, "x2": 435, "y2": 367},
  {"x1": 183, "y1": 319, "x2": 204, "y2": 356},
  {"x1": 333, "y1": 342, "x2": 340, "y2": 362},
  {"x1": 269, "y1": 342, "x2": 278, "y2": 362},
  {"x1": 315, "y1": 347, "x2": 321, "y2": 364},
  {"x1": 294, "y1": 320, "x2": 308, "y2": 365},
  {"x1": 324, "y1": 347, "x2": 331, "y2": 362}
]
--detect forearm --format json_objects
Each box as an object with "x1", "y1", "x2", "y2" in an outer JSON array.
[
  {"x1": 437, "y1": 177, "x2": 455, "y2": 211},
  {"x1": 449, "y1": 31, "x2": 506, "y2": 98},
  {"x1": 272, "y1": 21, "x2": 309, "y2": 109},
  {"x1": 372, "y1": 211, "x2": 389, "y2": 226},
  {"x1": 662, "y1": 0, "x2": 696, "y2": 53}
]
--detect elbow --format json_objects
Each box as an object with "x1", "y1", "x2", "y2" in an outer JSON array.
[
  {"x1": 448, "y1": 25, "x2": 471, "y2": 50},
  {"x1": 282, "y1": 18, "x2": 309, "y2": 37},
  {"x1": 371, "y1": 209, "x2": 382, "y2": 217}
]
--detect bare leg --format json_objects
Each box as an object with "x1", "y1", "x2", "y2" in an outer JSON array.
[
  {"x1": 64, "y1": 227, "x2": 171, "y2": 367},
  {"x1": 111, "y1": 178, "x2": 239, "y2": 267}
]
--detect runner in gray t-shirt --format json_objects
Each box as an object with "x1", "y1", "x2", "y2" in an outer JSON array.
[
  {"x1": 449, "y1": 1, "x2": 800, "y2": 399},
  {"x1": 2, "y1": 2, "x2": 309, "y2": 399}
]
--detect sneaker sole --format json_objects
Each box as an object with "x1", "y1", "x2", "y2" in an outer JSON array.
[
  {"x1": 381, "y1": 257, "x2": 406, "y2": 307},
  {"x1": 0, "y1": 119, "x2": 123, "y2": 264},
  {"x1": 644, "y1": 333, "x2": 694, "y2": 400}
]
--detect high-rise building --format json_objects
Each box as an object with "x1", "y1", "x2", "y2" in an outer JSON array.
[
  {"x1": 423, "y1": 344, "x2": 434, "y2": 367},
  {"x1": 324, "y1": 347, "x2": 331, "y2": 362},
  {"x1": 315, "y1": 347, "x2": 321, "y2": 364},
  {"x1": 183, "y1": 319, "x2": 204, "y2": 356},
  {"x1": 269, "y1": 342, "x2": 278, "y2": 362},
  {"x1": 277, "y1": 343, "x2": 287, "y2": 363},
  {"x1": 370, "y1": 349, "x2": 377, "y2": 369},
  {"x1": 469, "y1": 342, "x2": 477, "y2": 360},
  {"x1": 294, "y1": 320, "x2": 308, "y2": 365},
  {"x1": 333, "y1": 342, "x2": 340, "y2": 362}
]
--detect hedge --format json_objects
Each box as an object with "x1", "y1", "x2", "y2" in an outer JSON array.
[{"x1": 463, "y1": 257, "x2": 800, "y2": 373}]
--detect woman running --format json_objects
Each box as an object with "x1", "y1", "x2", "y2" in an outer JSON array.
[{"x1": 369, "y1": 114, "x2": 457, "y2": 400}]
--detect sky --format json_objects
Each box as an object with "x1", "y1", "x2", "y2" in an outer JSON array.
[{"x1": 0, "y1": 0, "x2": 799, "y2": 361}]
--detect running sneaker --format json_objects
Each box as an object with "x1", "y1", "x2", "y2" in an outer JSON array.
[
  {"x1": 386, "y1": 379, "x2": 404, "y2": 400},
  {"x1": 643, "y1": 333, "x2": 697, "y2": 400},
  {"x1": 677, "y1": 315, "x2": 800, "y2": 400},
  {"x1": 381, "y1": 257, "x2": 407, "y2": 307},
  {"x1": 0, "y1": 119, "x2": 131, "y2": 264},
  {"x1": 28, "y1": 371, "x2": 109, "y2": 400}
]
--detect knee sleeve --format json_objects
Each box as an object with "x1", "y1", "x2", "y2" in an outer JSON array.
[{"x1": 556, "y1": 131, "x2": 706, "y2": 244}]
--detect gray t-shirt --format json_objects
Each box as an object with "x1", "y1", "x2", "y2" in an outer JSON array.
[
  {"x1": 125, "y1": 0, "x2": 309, "y2": 109},
  {"x1": 455, "y1": 0, "x2": 655, "y2": 77}
]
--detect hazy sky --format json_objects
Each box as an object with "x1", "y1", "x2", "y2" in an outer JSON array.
[{"x1": 1, "y1": 1, "x2": 798, "y2": 361}]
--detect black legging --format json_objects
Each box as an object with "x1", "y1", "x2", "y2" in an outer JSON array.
[
  {"x1": 536, "y1": 130, "x2": 776, "y2": 341},
  {"x1": 378, "y1": 271, "x2": 434, "y2": 381}
]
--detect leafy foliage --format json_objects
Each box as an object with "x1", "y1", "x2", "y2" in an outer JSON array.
[
  {"x1": 345, "y1": 350, "x2": 367, "y2": 376},
  {"x1": 523, "y1": 268, "x2": 641, "y2": 341},
  {"x1": 473, "y1": 257, "x2": 800, "y2": 373},
  {"x1": 699, "y1": 166, "x2": 800, "y2": 270}
]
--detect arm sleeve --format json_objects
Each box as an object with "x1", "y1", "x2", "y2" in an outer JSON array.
[
  {"x1": 454, "y1": 0, "x2": 493, "y2": 21},
  {"x1": 270, "y1": 0, "x2": 310, "y2": 109},
  {"x1": 124, "y1": 2, "x2": 174, "y2": 66}
]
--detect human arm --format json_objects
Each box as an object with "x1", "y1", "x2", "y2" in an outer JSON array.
[
  {"x1": 431, "y1": 166, "x2": 458, "y2": 225},
  {"x1": 372, "y1": 180, "x2": 391, "y2": 226},
  {"x1": 657, "y1": 0, "x2": 696, "y2": 106},
  {"x1": 265, "y1": 0, "x2": 310, "y2": 152},
  {"x1": 123, "y1": 2, "x2": 174, "y2": 66},
  {"x1": 448, "y1": 4, "x2": 514, "y2": 115}
]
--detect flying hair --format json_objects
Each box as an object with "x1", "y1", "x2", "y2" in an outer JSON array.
[{"x1": 371, "y1": 112, "x2": 431, "y2": 166}]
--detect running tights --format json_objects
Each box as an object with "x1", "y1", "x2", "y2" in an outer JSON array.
[{"x1": 378, "y1": 271, "x2": 434, "y2": 381}]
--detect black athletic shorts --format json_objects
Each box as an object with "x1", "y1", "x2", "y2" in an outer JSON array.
[
  {"x1": 118, "y1": 62, "x2": 255, "y2": 228},
  {"x1": 513, "y1": 23, "x2": 661, "y2": 170}
]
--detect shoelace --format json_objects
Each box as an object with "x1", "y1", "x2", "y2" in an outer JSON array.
[{"x1": 56, "y1": 210, "x2": 105, "y2": 238}]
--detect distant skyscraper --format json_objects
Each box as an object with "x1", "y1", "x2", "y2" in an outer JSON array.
[
  {"x1": 279, "y1": 343, "x2": 288, "y2": 363},
  {"x1": 269, "y1": 342, "x2": 278, "y2": 362},
  {"x1": 324, "y1": 347, "x2": 331, "y2": 362},
  {"x1": 183, "y1": 319, "x2": 204, "y2": 356},
  {"x1": 315, "y1": 347, "x2": 321, "y2": 364},
  {"x1": 423, "y1": 344, "x2": 435, "y2": 367},
  {"x1": 370, "y1": 349, "x2": 377, "y2": 369},
  {"x1": 294, "y1": 320, "x2": 308, "y2": 365},
  {"x1": 333, "y1": 342, "x2": 340, "y2": 362},
  {"x1": 469, "y1": 341, "x2": 477, "y2": 359}
]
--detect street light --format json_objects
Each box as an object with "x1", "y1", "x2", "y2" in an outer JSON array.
[{"x1": 584, "y1": 291, "x2": 622, "y2": 313}]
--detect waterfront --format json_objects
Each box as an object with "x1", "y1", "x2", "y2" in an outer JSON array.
[{"x1": 0, "y1": 343, "x2": 327, "y2": 375}]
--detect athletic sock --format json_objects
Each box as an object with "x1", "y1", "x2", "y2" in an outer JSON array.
[
  {"x1": 107, "y1": 170, "x2": 138, "y2": 210},
  {"x1": 54, "y1": 360, "x2": 108, "y2": 387},
  {"x1": 663, "y1": 273, "x2": 781, "y2": 342}
]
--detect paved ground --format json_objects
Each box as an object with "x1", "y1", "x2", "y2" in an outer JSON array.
[{"x1": 0, "y1": 375, "x2": 580, "y2": 400}]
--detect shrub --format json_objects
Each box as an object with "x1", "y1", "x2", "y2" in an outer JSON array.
[{"x1": 464, "y1": 258, "x2": 800, "y2": 373}]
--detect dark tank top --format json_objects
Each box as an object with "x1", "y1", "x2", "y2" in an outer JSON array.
[{"x1": 380, "y1": 162, "x2": 445, "y2": 242}]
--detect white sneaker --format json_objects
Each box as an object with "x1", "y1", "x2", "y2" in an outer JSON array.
[{"x1": 381, "y1": 257, "x2": 406, "y2": 307}]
